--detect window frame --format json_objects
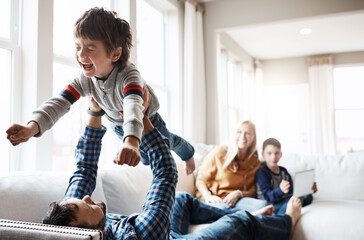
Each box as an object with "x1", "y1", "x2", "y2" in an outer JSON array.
[{"x1": 1, "y1": 0, "x2": 21, "y2": 173}]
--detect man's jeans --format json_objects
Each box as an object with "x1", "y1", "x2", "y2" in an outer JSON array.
[
  {"x1": 111, "y1": 112, "x2": 195, "y2": 164},
  {"x1": 170, "y1": 192, "x2": 292, "y2": 240},
  {"x1": 210, "y1": 197, "x2": 268, "y2": 213}
]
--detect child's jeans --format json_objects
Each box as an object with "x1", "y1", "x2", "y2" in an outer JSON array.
[
  {"x1": 274, "y1": 194, "x2": 313, "y2": 215},
  {"x1": 111, "y1": 112, "x2": 195, "y2": 165}
]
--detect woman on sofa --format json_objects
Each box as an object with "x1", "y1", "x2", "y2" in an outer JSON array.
[{"x1": 195, "y1": 120, "x2": 267, "y2": 212}]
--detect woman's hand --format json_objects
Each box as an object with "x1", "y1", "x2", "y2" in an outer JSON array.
[
  {"x1": 204, "y1": 195, "x2": 223, "y2": 204},
  {"x1": 223, "y1": 190, "x2": 242, "y2": 208}
]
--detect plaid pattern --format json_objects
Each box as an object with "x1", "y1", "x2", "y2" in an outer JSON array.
[
  {"x1": 65, "y1": 126, "x2": 106, "y2": 199},
  {"x1": 65, "y1": 126, "x2": 178, "y2": 240}
]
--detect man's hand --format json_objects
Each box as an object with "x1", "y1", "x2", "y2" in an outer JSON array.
[
  {"x1": 312, "y1": 182, "x2": 318, "y2": 193},
  {"x1": 280, "y1": 179, "x2": 290, "y2": 194},
  {"x1": 184, "y1": 157, "x2": 196, "y2": 175},
  {"x1": 6, "y1": 121, "x2": 39, "y2": 146},
  {"x1": 89, "y1": 97, "x2": 102, "y2": 112},
  {"x1": 114, "y1": 136, "x2": 141, "y2": 166}
]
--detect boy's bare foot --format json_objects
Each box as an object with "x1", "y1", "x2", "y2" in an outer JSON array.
[
  {"x1": 285, "y1": 197, "x2": 302, "y2": 234},
  {"x1": 251, "y1": 205, "x2": 274, "y2": 216}
]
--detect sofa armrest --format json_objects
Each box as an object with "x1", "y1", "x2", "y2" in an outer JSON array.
[{"x1": 0, "y1": 219, "x2": 102, "y2": 240}]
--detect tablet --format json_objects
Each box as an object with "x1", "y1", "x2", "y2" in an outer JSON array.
[{"x1": 293, "y1": 169, "x2": 315, "y2": 197}]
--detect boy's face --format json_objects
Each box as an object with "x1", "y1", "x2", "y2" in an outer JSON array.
[
  {"x1": 75, "y1": 37, "x2": 121, "y2": 79},
  {"x1": 262, "y1": 145, "x2": 282, "y2": 168}
]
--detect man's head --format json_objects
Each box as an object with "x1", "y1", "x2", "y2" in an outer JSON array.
[
  {"x1": 74, "y1": 7, "x2": 132, "y2": 71},
  {"x1": 43, "y1": 195, "x2": 106, "y2": 230},
  {"x1": 262, "y1": 137, "x2": 282, "y2": 168}
]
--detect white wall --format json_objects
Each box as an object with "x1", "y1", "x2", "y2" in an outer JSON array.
[
  {"x1": 261, "y1": 57, "x2": 308, "y2": 85},
  {"x1": 202, "y1": 0, "x2": 364, "y2": 144}
]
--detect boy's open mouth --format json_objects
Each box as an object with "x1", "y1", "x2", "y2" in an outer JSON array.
[{"x1": 82, "y1": 63, "x2": 93, "y2": 71}]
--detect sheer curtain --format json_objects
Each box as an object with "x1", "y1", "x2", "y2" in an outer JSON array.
[
  {"x1": 183, "y1": 1, "x2": 206, "y2": 143},
  {"x1": 308, "y1": 56, "x2": 336, "y2": 155}
]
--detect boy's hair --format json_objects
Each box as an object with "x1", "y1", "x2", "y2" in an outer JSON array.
[
  {"x1": 42, "y1": 201, "x2": 78, "y2": 226},
  {"x1": 262, "y1": 137, "x2": 281, "y2": 151},
  {"x1": 74, "y1": 7, "x2": 132, "y2": 68}
]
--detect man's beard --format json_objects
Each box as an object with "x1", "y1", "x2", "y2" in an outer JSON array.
[{"x1": 93, "y1": 201, "x2": 107, "y2": 230}]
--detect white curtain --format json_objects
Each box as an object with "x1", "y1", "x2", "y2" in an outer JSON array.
[
  {"x1": 308, "y1": 56, "x2": 336, "y2": 155},
  {"x1": 217, "y1": 50, "x2": 229, "y2": 145},
  {"x1": 183, "y1": 1, "x2": 206, "y2": 143}
]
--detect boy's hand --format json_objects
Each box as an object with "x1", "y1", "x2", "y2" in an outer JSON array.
[
  {"x1": 280, "y1": 179, "x2": 290, "y2": 194},
  {"x1": 114, "y1": 136, "x2": 141, "y2": 166},
  {"x1": 6, "y1": 122, "x2": 39, "y2": 146},
  {"x1": 184, "y1": 157, "x2": 196, "y2": 175}
]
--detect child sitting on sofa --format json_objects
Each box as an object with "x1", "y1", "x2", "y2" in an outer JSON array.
[{"x1": 256, "y1": 137, "x2": 317, "y2": 214}]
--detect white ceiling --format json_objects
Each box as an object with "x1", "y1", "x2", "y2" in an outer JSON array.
[
  {"x1": 196, "y1": 0, "x2": 364, "y2": 60},
  {"x1": 224, "y1": 11, "x2": 364, "y2": 60}
]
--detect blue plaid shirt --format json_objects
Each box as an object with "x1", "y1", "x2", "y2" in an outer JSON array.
[{"x1": 65, "y1": 126, "x2": 178, "y2": 240}]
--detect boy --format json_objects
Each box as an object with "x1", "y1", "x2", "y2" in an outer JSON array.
[
  {"x1": 6, "y1": 7, "x2": 195, "y2": 175},
  {"x1": 256, "y1": 138, "x2": 317, "y2": 214}
]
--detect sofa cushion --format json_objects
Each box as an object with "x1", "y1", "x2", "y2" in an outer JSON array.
[
  {"x1": 0, "y1": 172, "x2": 107, "y2": 222},
  {"x1": 100, "y1": 156, "x2": 195, "y2": 215},
  {"x1": 279, "y1": 151, "x2": 364, "y2": 201},
  {"x1": 292, "y1": 200, "x2": 364, "y2": 240}
]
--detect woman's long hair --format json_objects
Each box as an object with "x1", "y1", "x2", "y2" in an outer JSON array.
[{"x1": 223, "y1": 120, "x2": 258, "y2": 172}]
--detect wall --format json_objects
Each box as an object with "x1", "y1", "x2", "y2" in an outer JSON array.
[
  {"x1": 202, "y1": 0, "x2": 364, "y2": 144},
  {"x1": 261, "y1": 57, "x2": 308, "y2": 85}
]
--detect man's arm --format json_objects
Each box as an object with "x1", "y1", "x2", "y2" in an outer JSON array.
[
  {"x1": 64, "y1": 103, "x2": 106, "y2": 199},
  {"x1": 119, "y1": 117, "x2": 178, "y2": 240}
]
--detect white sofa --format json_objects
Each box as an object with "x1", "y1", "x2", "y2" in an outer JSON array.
[{"x1": 1, "y1": 146, "x2": 364, "y2": 239}]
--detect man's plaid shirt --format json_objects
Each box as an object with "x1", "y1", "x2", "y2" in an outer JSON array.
[{"x1": 64, "y1": 126, "x2": 178, "y2": 240}]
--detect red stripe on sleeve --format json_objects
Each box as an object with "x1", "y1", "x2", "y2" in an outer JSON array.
[
  {"x1": 64, "y1": 85, "x2": 81, "y2": 100},
  {"x1": 124, "y1": 84, "x2": 143, "y2": 95}
]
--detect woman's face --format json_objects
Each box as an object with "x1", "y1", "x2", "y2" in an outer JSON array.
[{"x1": 235, "y1": 123, "x2": 255, "y2": 151}]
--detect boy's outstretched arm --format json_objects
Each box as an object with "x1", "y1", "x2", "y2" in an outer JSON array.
[
  {"x1": 6, "y1": 121, "x2": 40, "y2": 146},
  {"x1": 114, "y1": 87, "x2": 152, "y2": 167}
]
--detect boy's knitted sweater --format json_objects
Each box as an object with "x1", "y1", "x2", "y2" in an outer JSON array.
[{"x1": 31, "y1": 62, "x2": 159, "y2": 142}]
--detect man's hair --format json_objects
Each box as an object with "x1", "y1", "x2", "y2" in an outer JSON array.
[
  {"x1": 263, "y1": 137, "x2": 281, "y2": 151},
  {"x1": 74, "y1": 7, "x2": 132, "y2": 68},
  {"x1": 43, "y1": 200, "x2": 107, "y2": 230},
  {"x1": 42, "y1": 201, "x2": 78, "y2": 226}
]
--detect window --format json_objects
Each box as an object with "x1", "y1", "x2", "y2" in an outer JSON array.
[
  {"x1": 0, "y1": 0, "x2": 11, "y2": 39},
  {"x1": 218, "y1": 50, "x2": 254, "y2": 144},
  {"x1": 136, "y1": 0, "x2": 168, "y2": 122},
  {"x1": 0, "y1": 48, "x2": 12, "y2": 174},
  {"x1": 1, "y1": 0, "x2": 19, "y2": 174},
  {"x1": 333, "y1": 66, "x2": 364, "y2": 153}
]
